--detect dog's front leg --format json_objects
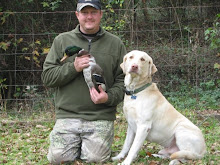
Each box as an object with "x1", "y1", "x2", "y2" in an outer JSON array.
[
  {"x1": 122, "y1": 123, "x2": 151, "y2": 165},
  {"x1": 112, "y1": 124, "x2": 135, "y2": 161}
]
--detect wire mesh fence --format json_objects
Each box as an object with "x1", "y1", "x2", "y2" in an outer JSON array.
[{"x1": 0, "y1": 1, "x2": 219, "y2": 116}]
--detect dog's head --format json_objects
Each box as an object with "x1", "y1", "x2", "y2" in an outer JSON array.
[{"x1": 120, "y1": 50, "x2": 157, "y2": 78}]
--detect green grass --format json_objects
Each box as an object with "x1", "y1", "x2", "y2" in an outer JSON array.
[
  {"x1": 0, "y1": 106, "x2": 219, "y2": 165},
  {"x1": 0, "y1": 83, "x2": 219, "y2": 164},
  {"x1": 0, "y1": 118, "x2": 54, "y2": 164}
]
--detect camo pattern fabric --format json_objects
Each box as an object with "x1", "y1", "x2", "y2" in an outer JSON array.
[{"x1": 47, "y1": 118, "x2": 114, "y2": 164}]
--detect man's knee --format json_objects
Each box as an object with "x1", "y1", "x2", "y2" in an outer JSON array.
[
  {"x1": 47, "y1": 148, "x2": 65, "y2": 164},
  {"x1": 47, "y1": 148, "x2": 77, "y2": 165},
  {"x1": 86, "y1": 153, "x2": 111, "y2": 163},
  {"x1": 82, "y1": 146, "x2": 111, "y2": 163}
]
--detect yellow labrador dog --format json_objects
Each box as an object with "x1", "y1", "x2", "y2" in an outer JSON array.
[{"x1": 112, "y1": 50, "x2": 206, "y2": 165}]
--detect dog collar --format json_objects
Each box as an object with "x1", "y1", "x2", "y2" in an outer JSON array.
[{"x1": 125, "y1": 83, "x2": 152, "y2": 99}]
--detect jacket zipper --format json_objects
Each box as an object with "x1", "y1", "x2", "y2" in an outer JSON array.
[{"x1": 88, "y1": 39, "x2": 92, "y2": 53}]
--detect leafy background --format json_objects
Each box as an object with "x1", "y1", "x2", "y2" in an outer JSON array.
[{"x1": 0, "y1": 0, "x2": 219, "y2": 164}]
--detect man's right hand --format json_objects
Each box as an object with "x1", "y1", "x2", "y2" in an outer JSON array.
[{"x1": 74, "y1": 55, "x2": 90, "y2": 72}]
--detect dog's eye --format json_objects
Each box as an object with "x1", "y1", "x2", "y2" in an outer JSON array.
[
  {"x1": 149, "y1": 61, "x2": 151, "y2": 64},
  {"x1": 129, "y1": 56, "x2": 134, "y2": 59},
  {"x1": 140, "y1": 58, "x2": 145, "y2": 61}
]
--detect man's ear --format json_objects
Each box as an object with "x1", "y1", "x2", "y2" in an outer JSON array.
[
  {"x1": 100, "y1": 10, "x2": 103, "y2": 18},
  {"x1": 75, "y1": 11, "x2": 79, "y2": 18}
]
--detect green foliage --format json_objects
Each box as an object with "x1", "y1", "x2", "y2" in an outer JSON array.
[
  {"x1": 102, "y1": 1, "x2": 129, "y2": 46},
  {"x1": 0, "y1": 78, "x2": 7, "y2": 87},
  {"x1": 205, "y1": 13, "x2": 220, "y2": 50},
  {"x1": 13, "y1": 87, "x2": 22, "y2": 98},
  {"x1": 165, "y1": 80, "x2": 220, "y2": 110},
  {"x1": 196, "y1": 81, "x2": 220, "y2": 109},
  {"x1": 23, "y1": 85, "x2": 39, "y2": 98},
  {"x1": 23, "y1": 39, "x2": 49, "y2": 68},
  {"x1": 0, "y1": 34, "x2": 48, "y2": 69},
  {"x1": 0, "y1": 10, "x2": 13, "y2": 25},
  {"x1": 41, "y1": 0, "x2": 62, "y2": 11},
  {"x1": 204, "y1": 14, "x2": 220, "y2": 72},
  {"x1": 0, "y1": 38, "x2": 23, "y2": 51},
  {"x1": 107, "y1": 0, "x2": 124, "y2": 7},
  {"x1": 0, "y1": 78, "x2": 7, "y2": 111},
  {"x1": 102, "y1": 2, "x2": 125, "y2": 32}
]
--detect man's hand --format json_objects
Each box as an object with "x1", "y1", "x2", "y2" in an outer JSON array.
[
  {"x1": 90, "y1": 86, "x2": 108, "y2": 104},
  {"x1": 74, "y1": 55, "x2": 90, "y2": 72}
]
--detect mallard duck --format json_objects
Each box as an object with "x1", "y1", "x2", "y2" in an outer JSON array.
[{"x1": 61, "y1": 46, "x2": 106, "y2": 92}]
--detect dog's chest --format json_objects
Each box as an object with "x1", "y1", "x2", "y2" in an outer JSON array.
[
  {"x1": 123, "y1": 95, "x2": 149, "y2": 123},
  {"x1": 123, "y1": 103, "x2": 138, "y2": 131}
]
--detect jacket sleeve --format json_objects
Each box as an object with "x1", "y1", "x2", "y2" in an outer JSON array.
[
  {"x1": 41, "y1": 36, "x2": 79, "y2": 88},
  {"x1": 105, "y1": 42, "x2": 127, "y2": 107}
]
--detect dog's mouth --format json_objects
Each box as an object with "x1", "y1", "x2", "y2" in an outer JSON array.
[{"x1": 129, "y1": 70, "x2": 138, "y2": 74}]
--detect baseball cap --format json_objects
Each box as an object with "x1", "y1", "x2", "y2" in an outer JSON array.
[{"x1": 77, "y1": 0, "x2": 101, "y2": 11}]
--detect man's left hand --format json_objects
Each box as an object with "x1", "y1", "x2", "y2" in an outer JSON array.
[{"x1": 90, "y1": 86, "x2": 108, "y2": 104}]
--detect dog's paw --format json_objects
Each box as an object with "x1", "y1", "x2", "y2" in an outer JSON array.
[
  {"x1": 151, "y1": 154, "x2": 168, "y2": 159},
  {"x1": 120, "y1": 160, "x2": 131, "y2": 165},
  {"x1": 169, "y1": 159, "x2": 181, "y2": 165},
  {"x1": 111, "y1": 156, "x2": 118, "y2": 161},
  {"x1": 112, "y1": 155, "x2": 123, "y2": 161}
]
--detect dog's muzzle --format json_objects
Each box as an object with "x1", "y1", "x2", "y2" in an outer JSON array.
[{"x1": 129, "y1": 64, "x2": 139, "y2": 73}]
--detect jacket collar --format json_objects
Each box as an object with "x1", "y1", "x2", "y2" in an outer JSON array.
[{"x1": 73, "y1": 24, "x2": 105, "y2": 40}]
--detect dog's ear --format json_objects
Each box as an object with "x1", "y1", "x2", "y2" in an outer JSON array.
[
  {"x1": 120, "y1": 56, "x2": 127, "y2": 74},
  {"x1": 120, "y1": 62, "x2": 125, "y2": 73},
  {"x1": 151, "y1": 64, "x2": 157, "y2": 75},
  {"x1": 148, "y1": 62, "x2": 157, "y2": 77}
]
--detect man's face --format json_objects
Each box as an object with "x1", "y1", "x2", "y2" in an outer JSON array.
[{"x1": 76, "y1": 6, "x2": 103, "y2": 34}]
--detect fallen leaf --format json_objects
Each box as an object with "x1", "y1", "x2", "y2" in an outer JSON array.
[
  {"x1": 43, "y1": 47, "x2": 50, "y2": 54},
  {"x1": 35, "y1": 40, "x2": 41, "y2": 45},
  {"x1": 148, "y1": 160, "x2": 159, "y2": 165},
  {"x1": 36, "y1": 125, "x2": 45, "y2": 129},
  {"x1": 146, "y1": 151, "x2": 152, "y2": 157}
]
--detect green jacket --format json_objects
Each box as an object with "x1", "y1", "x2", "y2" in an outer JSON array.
[{"x1": 41, "y1": 25, "x2": 127, "y2": 121}]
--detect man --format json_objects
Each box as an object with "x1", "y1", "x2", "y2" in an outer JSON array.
[{"x1": 41, "y1": 0, "x2": 127, "y2": 164}]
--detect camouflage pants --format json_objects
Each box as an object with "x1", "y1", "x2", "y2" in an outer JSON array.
[{"x1": 47, "y1": 118, "x2": 114, "y2": 164}]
